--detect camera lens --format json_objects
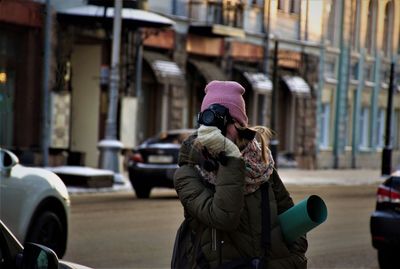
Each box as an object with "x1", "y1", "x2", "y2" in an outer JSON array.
[{"x1": 202, "y1": 110, "x2": 215, "y2": 125}]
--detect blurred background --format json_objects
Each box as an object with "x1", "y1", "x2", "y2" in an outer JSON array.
[{"x1": 0, "y1": 0, "x2": 399, "y2": 172}]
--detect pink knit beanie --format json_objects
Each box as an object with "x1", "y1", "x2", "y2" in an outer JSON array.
[{"x1": 201, "y1": 80, "x2": 248, "y2": 127}]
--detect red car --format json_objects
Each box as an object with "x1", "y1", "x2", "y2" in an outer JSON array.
[{"x1": 370, "y1": 170, "x2": 400, "y2": 269}]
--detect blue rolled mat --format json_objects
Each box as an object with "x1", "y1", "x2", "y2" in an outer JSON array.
[{"x1": 278, "y1": 195, "x2": 328, "y2": 244}]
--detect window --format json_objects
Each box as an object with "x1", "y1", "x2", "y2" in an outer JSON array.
[
  {"x1": 350, "y1": 61, "x2": 359, "y2": 80},
  {"x1": 325, "y1": 56, "x2": 337, "y2": 79},
  {"x1": 365, "y1": 0, "x2": 375, "y2": 53},
  {"x1": 383, "y1": 1, "x2": 394, "y2": 57},
  {"x1": 278, "y1": 0, "x2": 285, "y2": 11},
  {"x1": 351, "y1": 0, "x2": 360, "y2": 50},
  {"x1": 376, "y1": 108, "x2": 385, "y2": 148},
  {"x1": 289, "y1": 0, "x2": 300, "y2": 14},
  {"x1": 319, "y1": 103, "x2": 331, "y2": 148},
  {"x1": 327, "y1": 0, "x2": 336, "y2": 44},
  {"x1": 359, "y1": 107, "x2": 370, "y2": 149}
]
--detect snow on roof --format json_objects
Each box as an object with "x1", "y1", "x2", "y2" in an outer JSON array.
[
  {"x1": 48, "y1": 166, "x2": 114, "y2": 177},
  {"x1": 57, "y1": 5, "x2": 174, "y2": 27}
]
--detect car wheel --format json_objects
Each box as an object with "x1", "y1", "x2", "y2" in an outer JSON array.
[
  {"x1": 133, "y1": 184, "x2": 151, "y2": 199},
  {"x1": 378, "y1": 249, "x2": 397, "y2": 269},
  {"x1": 26, "y1": 211, "x2": 66, "y2": 258}
]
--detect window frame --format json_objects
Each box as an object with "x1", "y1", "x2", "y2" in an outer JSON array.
[
  {"x1": 319, "y1": 103, "x2": 331, "y2": 149},
  {"x1": 359, "y1": 106, "x2": 370, "y2": 149}
]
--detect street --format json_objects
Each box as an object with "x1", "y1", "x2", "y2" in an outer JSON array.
[{"x1": 64, "y1": 183, "x2": 380, "y2": 269}]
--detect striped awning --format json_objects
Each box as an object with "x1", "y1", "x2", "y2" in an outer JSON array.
[
  {"x1": 243, "y1": 72, "x2": 272, "y2": 94},
  {"x1": 188, "y1": 59, "x2": 227, "y2": 82},
  {"x1": 143, "y1": 51, "x2": 185, "y2": 86},
  {"x1": 282, "y1": 76, "x2": 311, "y2": 96}
]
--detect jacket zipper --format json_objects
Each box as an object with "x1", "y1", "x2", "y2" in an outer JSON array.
[
  {"x1": 212, "y1": 228, "x2": 224, "y2": 265},
  {"x1": 211, "y1": 228, "x2": 217, "y2": 251}
]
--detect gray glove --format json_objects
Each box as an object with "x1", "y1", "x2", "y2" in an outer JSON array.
[{"x1": 196, "y1": 125, "x2": 241, "y2": 158}]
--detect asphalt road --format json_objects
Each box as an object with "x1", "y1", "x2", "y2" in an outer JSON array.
[{"x1": 64, "y1": 183, "x2": 380, "y2": 269}]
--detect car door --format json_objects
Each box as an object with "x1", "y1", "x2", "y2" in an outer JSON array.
[{"x1": 0, "y1": 164, "x2": 28, "y2": 240}]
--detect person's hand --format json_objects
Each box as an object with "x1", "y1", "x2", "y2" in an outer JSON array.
[{"x1": 197, "y1": 125, "x2": 241, "y2": 158}]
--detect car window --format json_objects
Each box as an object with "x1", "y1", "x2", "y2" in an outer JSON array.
[{"x1": 392, "y1": 176, "x2": 400, "y2": 192}]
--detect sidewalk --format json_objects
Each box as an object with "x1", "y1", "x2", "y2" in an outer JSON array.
[
  {"x1": 278, "y1": 169, "x2": 384, "y2": 186},
  {"x1": 66, "y1": 168, "x2": 386, "y2": 195}
]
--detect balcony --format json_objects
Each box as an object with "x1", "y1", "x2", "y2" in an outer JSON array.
[{"x1": 188, "y1": 0, "x2": 244, "y2": 28}]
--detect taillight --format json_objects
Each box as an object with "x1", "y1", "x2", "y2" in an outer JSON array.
[
  {"x1": 377, "y1": 185, "x2": 400, "y2": 204},
  {"x1": 131, "y1": 153, "x2": 144, "y2": 163}
]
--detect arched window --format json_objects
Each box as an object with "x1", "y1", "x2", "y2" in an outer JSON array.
[
  {"x1": 383, "y1": 1, "x2": 394, "y2": 57},
  {"x1": 327, "y1": 0, "x2": 336, "y2": 44},
  {"x1": 365, "y1": 0, "x2": 375, "y2": 53},
  {"x1": 351, "y1": 0, "x2": 360, "y2": 50}
]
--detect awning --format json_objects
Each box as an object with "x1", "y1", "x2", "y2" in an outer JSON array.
[
  {"x1": 57, "y1": 5, "x2": 174, "y2": 28},
  {"x1": 282, "y1": 76, "x2": 311, "y2": 96},
  {"x1": 188, "y1": 59, "x2": 227, "y2": 82},
  {"x1": 243, "y1": 72, "x2": 272, "y2": 93},
  {"x1": 143, "y1": 51, "x2": 185, "y2": 86}
]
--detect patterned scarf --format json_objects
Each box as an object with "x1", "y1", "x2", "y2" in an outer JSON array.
[{"x1": 196, "y1": 139, "x2": 275, "y2": 194}]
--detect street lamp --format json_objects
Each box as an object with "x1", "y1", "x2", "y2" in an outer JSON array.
[
  {"x1": 381, "y1": 62, "x2": 396, "y2": 176},
  {"x1": 98, "y1": 0, "x2": 124, "y2": 183}
]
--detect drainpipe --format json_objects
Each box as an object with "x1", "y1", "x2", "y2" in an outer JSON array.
[
  {"x1": 316, "y1": 0, "x2": 328, "y2": 159},
  {"x1": 134, "y1": 29, "x2": 144, "y2": 142},
  {"x1": 350, "y1": 0, "x2": 362, "y2": 168},
  {"x1": 368, "y1": 0, "x2": 379, "y2": 149},
  {"x1": 41, "y1": 0, "x2": 52, "y2": 167},
  {"x1": 260, "y1": 0, "x2": 272, "y2": 126},
  {"x1": 98, "y1": 0, "x2": 124, "y2": 183},
  {"x1": 161, "y1": 84, "x2": 169, "y2": 132},
  {"x1": 333, "y1": 0, "x2": 349, "y2": 168},
  {"x1": 262, "y1": 0, "x2": 271, "y2": 74},
  {"x1": 351, "y1": 49, "x2": 365, "y2": 168}
]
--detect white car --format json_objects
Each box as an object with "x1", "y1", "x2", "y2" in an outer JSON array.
[{"x1": 0, "y1": 148, "x2": 70, "y2": 258}]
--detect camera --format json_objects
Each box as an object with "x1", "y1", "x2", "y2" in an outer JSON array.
[{"x1": 197, "y1": 104, "x2": 233, "y2": 135}]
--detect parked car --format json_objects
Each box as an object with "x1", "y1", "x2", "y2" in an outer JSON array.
[
  {"x1": 370, "y1": 170, "x2": 400, "y2": 269},
  {"x1": 0, "y1": 220, "x2": 91, "y2": 269},
  {"x1": 0, "y1": 148, "x2": 70, "y2": 258},
  {"x1": 128, "y1": 129, "x2": 195, "y2": 198}
]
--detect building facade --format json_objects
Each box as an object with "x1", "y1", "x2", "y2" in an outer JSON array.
[
  {"x1": 147, "y1": 0, "x2": 400, "y2": 169},
  {"x1": 318, "y1": 0, "x2": 400, "y2": 169},
  {"x1": 0, "y1": 0, "x2": 46, "y2": 165},
  {"x1": 1, "y1": 0, "x2": 399, "y2": 170}
]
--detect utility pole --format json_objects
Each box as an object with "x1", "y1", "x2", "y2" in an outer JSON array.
[
  {"x1": 98, "y1": 0, "x2": 124, "y2": 183},
  {"x1": 134, "y1": 29, "x2": 144, "y2": 143},
  {"x1": 270, "y1": 40, "x2": 279, "y2": 167},
  {"x1": 257, "y1": 0, "x2": 271, "y2": 126},
  {"x1": 41, "y1": 0, "x2": 52, "y2": 166},
  {"x1": 381, "y1": 62, "x2": 396, "y2": 176},
  {"x1": 262, "y1": 0, "x2": 271, "y2": 74}
]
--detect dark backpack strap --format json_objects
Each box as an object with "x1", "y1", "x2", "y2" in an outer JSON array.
[{"x1": 260, "y1": 182, "x2": 271, "y2": 249}]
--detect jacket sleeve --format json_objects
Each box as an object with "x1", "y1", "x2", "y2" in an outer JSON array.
[
  {"x1": 271, "y1": 169, "x2": 308, "y2": 257},
  {"x1": 174, "y1": 157, "x2": 245, "y2": 231}
]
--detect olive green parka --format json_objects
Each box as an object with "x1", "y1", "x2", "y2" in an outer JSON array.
[{"x1": 174, "y1": 134, "x2": 308, "y2": 269}]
